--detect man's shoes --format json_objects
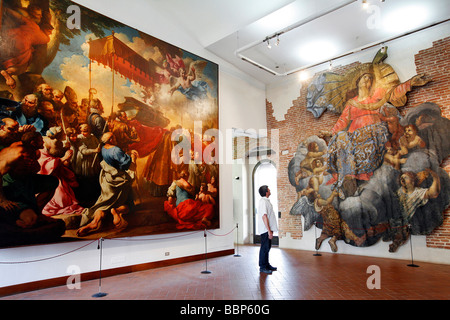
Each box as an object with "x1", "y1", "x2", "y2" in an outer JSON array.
[
  {"x1": 259, "y1": 268, "x2": 272, "y2": 274},
  {"x1": 268, "y1": 265, "x2": 277, "y2": 271}
]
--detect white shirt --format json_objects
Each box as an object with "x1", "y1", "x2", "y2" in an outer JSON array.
[{"x1": 258, "y1": 197, "x2": 278, "y2": 234}]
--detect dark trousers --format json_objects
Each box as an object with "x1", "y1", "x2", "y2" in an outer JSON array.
[{"x1": 259, "y1": 232, "x2": 272, "y2": 269}]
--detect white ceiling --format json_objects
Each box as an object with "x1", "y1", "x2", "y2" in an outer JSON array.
[{"x1": 147, "y1": 0, "x2": 450, "y2": 85}]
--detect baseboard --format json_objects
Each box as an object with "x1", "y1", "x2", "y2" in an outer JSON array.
[{"x1": 0, "y1": 248, "x2": 234, "y2": 297}]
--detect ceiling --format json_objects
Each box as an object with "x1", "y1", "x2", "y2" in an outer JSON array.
[{"x1": 148, "y1": 0, "x2": 450, "y2": 85}]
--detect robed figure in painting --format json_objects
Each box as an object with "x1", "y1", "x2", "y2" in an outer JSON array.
[
  {"x1": 77, "y1": 132, "x2": 137, "y2": 236},
  {"x1": 164, "y1": 169, "x2": 215, "y2": 230},
  {"x1": 325, "y1": 64, "x2": 430, "y2": 198}
]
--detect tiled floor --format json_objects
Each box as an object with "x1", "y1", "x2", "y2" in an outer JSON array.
[{"x1": 1, "y1": 245, "x2": 449, "y2": 300}]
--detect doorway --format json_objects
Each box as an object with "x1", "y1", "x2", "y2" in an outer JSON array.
[{"x1": 252, "y1": 160, "x2": 279, "y2": 245}]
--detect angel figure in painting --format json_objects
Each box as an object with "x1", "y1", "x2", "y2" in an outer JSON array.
[
  {"x1": 294, "y1": 141, "x2": 325, "y2": 184},
  {"x1": 383, "y1": 142, "x2": 406, "y2": 171},
  {"x1": 169, "y1": 60, "x2": 210, "y2": 101},
  {"x1": 196, "y1": 183, "x2": 215, "y2": 205},
  {"x1": 398, "y1": 124, "x2": 426, "y2": 156},
  {"x1": 299, "y1": 188, "x2": 365, "y2": 252}
]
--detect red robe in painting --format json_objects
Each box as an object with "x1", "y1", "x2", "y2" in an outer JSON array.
[
  {"x1": 164, "y1": 184, "x2": 214, "y2": 230},
  {"x1": 38, "y1": 148, "x2": 84, "y2": 216},
  {"x1": 164, "y1": 199, "x2": 214, "y2": 230}
]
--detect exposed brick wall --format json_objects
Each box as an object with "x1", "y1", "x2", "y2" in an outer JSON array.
[
  {"x1": 407, "y1": 36, "x2": 450, "y2": 249},
  {"x1": 266, "y1": 37, "x2": 450, "y2": 249}
]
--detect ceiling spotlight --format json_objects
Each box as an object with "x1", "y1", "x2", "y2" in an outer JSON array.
[
  {"x1": 276, "y1": 35, "x2": 280, "y2": 46},
  {"x1": 266, "y1": 39, "x2": 272, "y2": 49},
  {"x1": 328, "y1": 60, "x2": 333, "y2": 70},
  {"x1": 362, "y1": 0, "x2": 369, "y2": 9},
  {"x1": 299, "y1": 70, "x2": 309, "y2": 81}
]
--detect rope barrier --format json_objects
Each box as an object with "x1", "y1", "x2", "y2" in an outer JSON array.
[
  {"x1": 206, "y1": 226, "x2": 237, "y2": 237},
  {"x1": 0, "y1": 220, "x2": 410, "y2": 265},
  {"x1": 0, "y1": 226, "x2": 237, "y2": 265},
  {"x1": 105, "y1": 230, "x2": 202, "y2": 241},
  {"x1": 0, "y1": 239, "x2": 97, "y2": 264}
]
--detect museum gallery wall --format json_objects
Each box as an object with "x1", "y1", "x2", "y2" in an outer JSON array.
[
  {"x1": 0, "y1": 0, "x2": 219, "y2": 248},
  {"x1": 268, "y1": 36, "x2": 450, "y2": 255}
]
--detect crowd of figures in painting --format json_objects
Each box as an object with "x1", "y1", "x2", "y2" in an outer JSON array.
[{"x1": 0, "y1": 1, "x2": 219, "y2": 248}]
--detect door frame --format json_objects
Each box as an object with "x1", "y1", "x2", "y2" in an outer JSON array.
[{"x1": 252, "y1": 159, "x2": 279, "y2": 246}]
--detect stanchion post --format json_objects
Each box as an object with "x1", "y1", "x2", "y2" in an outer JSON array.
[
  {"x1": 92, "y1": 238, "x2": 108, "y2": 297},
  {"x1": 201, "y1": 229, "x2": 211, "y2": 274},
  {"x1": 234, "y1": 223, "x2": 241, "y2": 257},
  {"x1": 407, "y1": 225, "x2": 419, "y2": 268},
  {"x1": 313, "y1": 222, "x2": 322, "y2": 256}
]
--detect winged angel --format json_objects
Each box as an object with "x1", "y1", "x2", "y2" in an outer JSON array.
[{"x1": 168, "y1": 58, "x2": 211, "y2": 101}]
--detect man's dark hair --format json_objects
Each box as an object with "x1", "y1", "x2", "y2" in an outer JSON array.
[
  {"x1": 259, "y1": 185, "x2": 269, "y2": 197},
  {"x1": 21, "y1": 130, "x2": 41, "y2": 147}
]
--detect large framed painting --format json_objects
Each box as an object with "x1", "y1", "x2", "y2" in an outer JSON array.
[
  {"x1": 0, "y1": 0, "x2": 219, "y2": 248},
  {"x1": 288, "y1": 48, "x2": 450, "y2": 254}
]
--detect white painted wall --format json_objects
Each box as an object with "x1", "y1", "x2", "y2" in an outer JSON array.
[
  {"x1": 0, "y1": 0, "x2": 268, "y2": 288},
  {"x1": 268, "y1": 23, "x2": 450, "y2": 264}
]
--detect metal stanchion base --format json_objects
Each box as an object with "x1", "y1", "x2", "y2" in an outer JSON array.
[
  {"x1": 407, "y1": 227, "x2": 419, "y2": 268},
  {"x1": 92, "y1": 292, "x2": 108, "y2": 298},
  {"x1": 201, "y1": 270, "x2": 211, "y2": 274},
  {"x1": 234, "y1": 253, "x2": 241, "y2": 257}
]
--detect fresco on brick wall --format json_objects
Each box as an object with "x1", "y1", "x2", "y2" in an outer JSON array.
[{"x1": 289, "y1": 48, "x2": 450, "y2": 253}]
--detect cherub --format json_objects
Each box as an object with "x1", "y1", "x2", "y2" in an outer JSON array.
[
  {"x1": 207, "y1": 175, "x2": 218, "y2": 199},
  {"x1": 383, "y1": 142, "x2": 406, "y2": 170},
  {"x1": 297, "y1": 157, "x2": 327, "y2": 200},
  {"x1": 295, "y1": 141, "x2": 325, "y2": 184},
  {"x1": 301, "y1": 189, "x2": 366, "y2": 252},
  {"x1": 169, "y1": 60, "x2": 210, "y2": 101},
  {"x1": 380, "y1": 103, "x2": 404, "y2": 150},
  {"x1": 196, "y1": 183, "x2": 215, "y2": 205},
  {"x1": 399, "y1": 124, "x2": 426, "y2": 155}
]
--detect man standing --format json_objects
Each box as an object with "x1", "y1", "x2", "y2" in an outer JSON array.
[{"x1": 258, "y1": 185, "x2": 278, "y2": 274}]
